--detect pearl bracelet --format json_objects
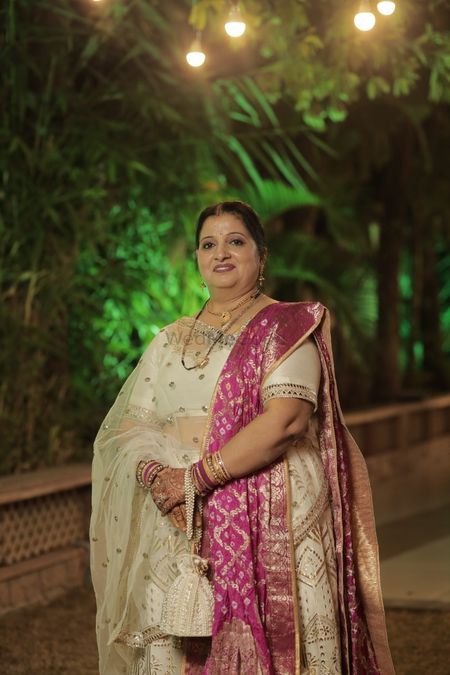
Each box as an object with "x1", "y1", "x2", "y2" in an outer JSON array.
[{"x1": 184, "y1": 468, "x2": 197, "y2": 541}]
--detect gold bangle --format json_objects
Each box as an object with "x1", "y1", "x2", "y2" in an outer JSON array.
[
  {"x1": 210, "y1": 454, "x2": 229, "y2": 484},
  {"x1": 205, "y1": 455, "x2": 222, "y2": 485},
  {"x1": 203, "y1": 456, "x2": 219, "y2": 484},
  {"x1": 209, "y1": 454, "x2": 226, "y2": 484},
  {"x1": 215, "y1": 451, "x2": 232, "y2": 481}
]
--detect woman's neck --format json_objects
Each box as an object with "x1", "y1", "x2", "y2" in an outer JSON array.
[{"x1": 208, "y1": 286, "x2": 257, "y2": 311}]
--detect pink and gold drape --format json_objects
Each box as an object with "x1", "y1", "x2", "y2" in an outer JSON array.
[{"x1": 185, "y1": 302, "x2": 394, "y2": 675}]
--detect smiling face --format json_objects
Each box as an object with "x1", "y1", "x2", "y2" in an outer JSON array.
[{"x1": 196, "y1": 213, "x2": 262, "y2": 298}]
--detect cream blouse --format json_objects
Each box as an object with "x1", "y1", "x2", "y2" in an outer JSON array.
[{"x1": 127, "y1": 317, "x2": 321, "y2": 438}]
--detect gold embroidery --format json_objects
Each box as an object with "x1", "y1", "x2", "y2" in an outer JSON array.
[
  {"x1": 116, "y1": 626, "x2": 169, "y2": 648},
  {"x1": 206, "y1": 617, "x2": 266, "y2": 674},
  {"x1": 292, "y1": 480, "x2": 329, "y2": 546},
  {"x1": 285, "y1": 456, "x2": 302, "y2": 675},
  {"x1": 124, "y1": 404, "x2": 163, "y2": 428},
  {"x1": 261, "y1": 382, "x2": 317, "y2": 409}
]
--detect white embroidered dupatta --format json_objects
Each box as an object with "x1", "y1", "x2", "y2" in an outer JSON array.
[{"x1": 90, "y1": 333, "x2": 196, "y2": 674}]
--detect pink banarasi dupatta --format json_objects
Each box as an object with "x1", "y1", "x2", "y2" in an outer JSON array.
[{"x1": 184, "y1": 302, "x2": 394, "y2": 675}]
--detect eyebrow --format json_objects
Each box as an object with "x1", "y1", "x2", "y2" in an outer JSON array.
[{"x1": 200, "y1": 231, "x2": 247, "y2": 242}]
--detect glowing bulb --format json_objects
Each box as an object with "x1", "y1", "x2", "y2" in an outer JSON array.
[
  {"x1": 354, "y1": 0, "x2": 376, "y2": 31},
  {"x1": 186, "y1": 39, "x2": 206, "y2": 67},
  {"x1": 225, "y1": 6, "x2": 246, "y2": 38},
  {"x1": 354, "y1": 11, "x2": 376, "y2": 30},
  {"x1": 377, "y1": 1, "x2": 396, "y2": 15}
]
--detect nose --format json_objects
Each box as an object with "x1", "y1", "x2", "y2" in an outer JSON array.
[{"x1": 214, "y1": 241, "x2": 230, "y2": 260}]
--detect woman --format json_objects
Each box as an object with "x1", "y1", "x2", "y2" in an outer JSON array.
[{"x1": 90, "y1": 201, "x2": 394, "y2": 674}]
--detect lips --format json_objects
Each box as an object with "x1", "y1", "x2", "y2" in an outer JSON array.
[{"x1": 213, "y1": 264, "x2": 235, "y2": 272}]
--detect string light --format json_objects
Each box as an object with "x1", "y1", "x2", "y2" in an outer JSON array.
[
  {"x1": 224, "y1": 3, "x2": 246, "y2": 38},
  {"x1": 377, "y1": 1, "x2": 396, "y2": 15},
  {"x1": 183, "y1": 0, "x2": 395, "y2": 60},
  {"x1": 354, "y1": 0, "x2": 376, "y2": 31},
  {"x1": 186, "y1": 33, "x2": 206, "y2": 67}
]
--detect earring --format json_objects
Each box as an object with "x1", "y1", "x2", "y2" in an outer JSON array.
[
  {"x1": 200, "y1": 280, "x2": 206, "y2": 288},
  {"x1": 258, "y1": 268, "x2": 265, "y2": 288}
]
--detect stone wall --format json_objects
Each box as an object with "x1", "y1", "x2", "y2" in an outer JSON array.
[
  {"x1": 346, "y1": 394, "x2": 450, "y2": 525},
  {"x1": 1, "y1": 394, "x2": 449, "y2": 615},
  {"x1": 0, "y1": 464, "x2": 91, "y2": 615}
]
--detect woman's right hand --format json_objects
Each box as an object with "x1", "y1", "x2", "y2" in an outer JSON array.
[{"x1": 149, "y1": 467, "x2": 185, "y2": 514}]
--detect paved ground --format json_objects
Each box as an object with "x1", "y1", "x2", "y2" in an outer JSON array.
[
  {"x1": 1, "y1": 584, "x2": 449, "y2": 674},
  {"x1": 1, "y1": 505, "x2": 449, "y2": 674},
  {"x1": 378, "y1": 504, "x2": 450, "y2": 611}
]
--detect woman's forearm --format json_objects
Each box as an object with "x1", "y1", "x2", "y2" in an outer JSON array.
[{"x1": 219, "y1": 398, "x2": 313, "y2": 478}]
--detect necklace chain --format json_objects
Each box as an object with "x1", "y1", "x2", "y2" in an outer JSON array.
[
  {"x1": 181, "y1": 290, "x2": 261, "y2": 371},
  {"x1": 206, "y1": 289, "x2": 257, "y2": 327}
]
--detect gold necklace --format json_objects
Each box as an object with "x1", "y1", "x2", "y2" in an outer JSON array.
[
  {"x1": 181, "y1": 291, "x2": 261, "y2": 371},
  {"x1": 206, "y1": 289, "x2": 259, "y2": 327}
]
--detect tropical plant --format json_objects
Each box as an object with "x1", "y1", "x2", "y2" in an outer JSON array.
[
  {"x1": 0, "y1": 0, "x2": 319, "y2": 472},
  {"x1": 1, "y1": 0, "x2": 449, "y2": 475},
  {"x1": 190, "y1": 0, "x2": 450, "y2": 398}
]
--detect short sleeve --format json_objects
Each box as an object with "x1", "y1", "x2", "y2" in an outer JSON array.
[{"x1": 261, "y1": 338, "x2": 321, "y2": 411}]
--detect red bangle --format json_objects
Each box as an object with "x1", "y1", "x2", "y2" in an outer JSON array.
[
  {"x1": 191, "y1": 461, "x2": 214, "y2": 495},
  {"x1": 142, "y1": 461, "x2": 165, "y2": 487}
]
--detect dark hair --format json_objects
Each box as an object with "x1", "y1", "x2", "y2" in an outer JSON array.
[{"x1": 195, "y1": 201, "x2": 267, "y2": 258}]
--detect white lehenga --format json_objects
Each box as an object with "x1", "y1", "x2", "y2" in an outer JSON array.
[{"x1": 90, "y1": 317, "x2": 341, "y2": 675}]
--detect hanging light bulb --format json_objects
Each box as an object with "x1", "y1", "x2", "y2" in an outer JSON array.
[
  {"x1": 186, "y1": 33, "x2": 206, "y2": 67},
  {"x1": 225, "y1": 4, "x2": 246, "y2": 38},
  {"x1": 377, "y1": 1, "x2": 396, "y2": 15},
  {"x1": 354, "y1": 1, "x2": 376, "y2": 31}
]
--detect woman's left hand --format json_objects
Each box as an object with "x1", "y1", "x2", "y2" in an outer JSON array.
[{"x1": 150, "y1": 467, "x2": 185, "y2": 515}]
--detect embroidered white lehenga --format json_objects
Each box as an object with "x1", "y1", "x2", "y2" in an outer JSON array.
[{"x1": 90, "y1": 316, "x2": 341, "y2": 675}]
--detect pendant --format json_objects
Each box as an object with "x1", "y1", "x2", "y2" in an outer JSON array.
[
  {"x1": 221, "y1": 311, "x2": 231, "y2": 326},
  {"x1": 197, "y1": 357, "x2": 209, "y2": 368}
]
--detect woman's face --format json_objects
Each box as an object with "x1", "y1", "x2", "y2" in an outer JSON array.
[{"x1": 196, "y1": 213, "x2": 261, "y2": 296}]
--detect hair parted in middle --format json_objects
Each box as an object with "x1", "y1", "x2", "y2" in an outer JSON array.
[{"x1": 195, "y1": 201, "x2": 267, "y2": 259}]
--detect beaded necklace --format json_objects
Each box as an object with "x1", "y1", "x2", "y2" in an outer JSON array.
[{"x1": 181, "y1": 290, "x2": 261, "y2": 371}]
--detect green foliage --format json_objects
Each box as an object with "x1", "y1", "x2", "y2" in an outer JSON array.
[
  {"x1": 1, "y1": 0, "x2": 449, "y2": 474},
  {"x1": 190, "y1": 0, "x2": 450, "y2": 129},
  {"x1": 439, "y1": 252, "x2": 450, "y2": 352},
  {"x1": 1, "y1": 0, "x2": 318, "y2": 473},
  {"x1": 0, "y1": 0, "x2": 214, "y2": 473}
]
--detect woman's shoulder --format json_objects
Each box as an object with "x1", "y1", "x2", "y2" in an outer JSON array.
[
  {"x1": 137, "y1": 323, "x2": 175, "y2": 367},
  {"x1": 267, "y1": 299, "x2": 326, "y2": 320},
  {"x1": 159, "y1": 316, "x2": 196, "y2": 338},
  {"x1": 146, "y1": 316, "x2": 192, "y2": 351}
]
